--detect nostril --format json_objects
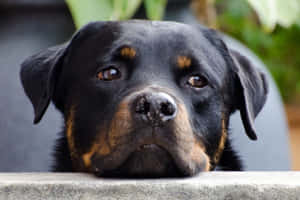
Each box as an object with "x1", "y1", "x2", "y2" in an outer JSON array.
[
  {"x1": 134, "y1": 92, "x2": 177, "y2": 124},
  {"x1": 136, "y1": 97, "x2": 150, "y2": 115},
  {"x1": 160, "y1": 101, "x2": 176, "y2": 116}
]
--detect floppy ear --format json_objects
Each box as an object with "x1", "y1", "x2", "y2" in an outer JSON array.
[
  {"x1": 20, "y1": 21, "x2": 113, "y2": 124},
  {"x1": 20, "y1": 43, "x2": 68, "y2": 124},
  {"x1": 230, "y1": 49, "x2": 268, "y2": 140},
  {"x1": 200, "y1": 27, "x2": 268, "y2": 140}
]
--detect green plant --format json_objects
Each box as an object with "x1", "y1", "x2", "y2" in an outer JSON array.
[
  {"x1": 216, "y1": 0, "x2": 300, "y2": 101},
  {"x1": 65, "y1": 0, "x2": 167, "y2": 29},
  {"x1": 246, "y1": 0, "x2": 300, "y2": 31}
]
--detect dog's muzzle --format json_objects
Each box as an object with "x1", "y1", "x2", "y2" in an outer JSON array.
[{"x1": 84, "y1": 87, "x2": 210, "y2": 177}]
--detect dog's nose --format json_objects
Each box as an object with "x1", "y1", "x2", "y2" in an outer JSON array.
[{"x1": 135, "y1": 92, "x2": 177, "y2": 125}]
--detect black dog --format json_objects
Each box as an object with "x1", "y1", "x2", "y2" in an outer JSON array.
[{"x1": 20, "y1": 20, "x2": 268, "y2": 178}]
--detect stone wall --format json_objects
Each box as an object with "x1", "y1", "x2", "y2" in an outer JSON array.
[{"x1": 0, "y1": 172, "x2": 299, "y2": 200}]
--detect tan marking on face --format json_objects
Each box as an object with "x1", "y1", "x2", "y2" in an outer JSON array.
[
  {"x1": 174, "y1": 103, "x2": 210, "y2": 171},
  {"x1": 108, "y1": 102, "x2": 133, "y2": 148},
  {"x1": 173, "y1": 103, "x2": 194, "y2": 141},
  {"x1": 213, "y1": 117, "x2": 227, "y2": 164},
  {"x1": 190, "y1": 141, "x2": 211, "y2": 172},
  {"x1": 82, "y1": 152, "x2": 92, "y2": 168},
  {"x1": 82, "y1": 132, "x2": 111, "y2": 168},
  {"x1": 66, "y1": 107, "x2": 77, "y2": 159},
  {"x1": 177, "y1": 55, "x2": 191, "y2": 69},
  {"x1": 81, "y1": 101, "x2": 133, "y2": 168},
  {"x1": 120, "y1": 47, "x2": 136, "y2": 59}
]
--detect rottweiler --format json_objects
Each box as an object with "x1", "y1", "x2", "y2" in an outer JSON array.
[{"x1": 20, "y1": 20, "x2": 268, "y2": 178}]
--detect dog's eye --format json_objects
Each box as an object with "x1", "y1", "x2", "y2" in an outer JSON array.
[
  {"x1": 187, "y1": 75, "x2": 208, "y2": 88},
  {"x1": 97, "y1": 67, "x2": 121, "y2": 81}
]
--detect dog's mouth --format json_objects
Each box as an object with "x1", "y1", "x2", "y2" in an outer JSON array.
[
  {"x1": 109, "y1": 143, "x2": 182, "y2": 178},
  {"x1": 91, "y1": 137, "x2": 209, "y2": 178},
  {"x1": 93, "y1": 142, "x2": 182, "y2": 178},
  {"x1": 137, "y1": 143, "x2": 158, "y2": 151}
]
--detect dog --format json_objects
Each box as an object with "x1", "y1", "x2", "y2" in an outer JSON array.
[{"x1": 20, "y1": 20, "x2": 268, "y2": 178}]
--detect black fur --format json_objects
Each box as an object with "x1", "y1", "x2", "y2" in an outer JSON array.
[
  {"x1": 218, "y1": 139, "x2": 243, "y2": 171},
  {"x1": 52, "y1": 134, "x2": 73, "y2": 172},
  {"x1": 20, "y1": 20, "x2": 268, "y2": 177}
]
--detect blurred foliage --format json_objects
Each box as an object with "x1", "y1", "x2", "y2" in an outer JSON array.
[
  {"x1": 246, "y1": 0, "x2": 300, "y2": 31},
  {"x1": 144, "y1": 0, "x2": 167, "y2": 20},
  {"x1": 65, "y1": 0, "x2": 167, "y2": 29},
  {"x1": 216, "y1": 0, "x2": 300, "y2": 102}
]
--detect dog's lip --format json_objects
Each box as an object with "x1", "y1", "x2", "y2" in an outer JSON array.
[
  {"x1": 91, "y1": 128, "x2": 206, "y2": 176},
  {"x1": 136, "y1": 143, "x2": 162, "y2": 151},
  {"x1": 94, "y1": 142, "x2": 181, "y2": 178},
  {"x1": 137, "y1": 143, "x2": 157, "y2": 150},
  {"x1": 91, "y1": 140, "x2": 201, "y2": 177}
]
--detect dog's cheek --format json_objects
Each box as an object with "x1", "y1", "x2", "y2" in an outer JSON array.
[
  {"x1": 173, "y1": 103, "x2": 195, "y2": 143},
  {"x1": 65, "y1": 106, "x2": 92, "y2": 171},
  {"x1": 81, "y1": 130, "x2": 111, "y2": 170},
  {"x1": 108, "y1": 102, "x2": 133, "y2": 148},
  {"x1": 213, "y1": 116, "x2": 227, "y2": 166},
  {"x1": 203, "y1": 111, "x2": 228, "y2": 170},
  {"x1": 80, "y1": 101, "x2": 133, "y2": 170},
  {"x1": 193, "y1": 97, "x2": 228, "y2": 169},
  {"x1": 65, "y1": 107, "x2": 80, "y2": 164},
  {"x1": 190, "y1": 141, "x2": 211, "y2": 172},
  {"x1": 174, "y1": 103, "x2": 211, "y2": 172}
]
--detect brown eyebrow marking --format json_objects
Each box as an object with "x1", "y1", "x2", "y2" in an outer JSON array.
[
  {"x1": 177, "y1": 55, "x2": 191, "y2": 69},
  {"x1": 120, "y1": 46, "x2": 136, "y2": 59}
]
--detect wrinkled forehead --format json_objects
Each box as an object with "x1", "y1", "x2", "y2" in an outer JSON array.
[
  {"x1": 114, "y1": 21, "x2": 229, "y2": 82},
  {"x1": 117, "y1": 21, "x2": 209, "y2": 52},
  {"x1": 69, "y1": 21, "x2": 230, "y2": 87}
]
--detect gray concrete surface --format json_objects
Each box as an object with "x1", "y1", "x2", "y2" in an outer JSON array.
[{"x1": 0, "y1": 172, "x2": 300, "y2": 200}]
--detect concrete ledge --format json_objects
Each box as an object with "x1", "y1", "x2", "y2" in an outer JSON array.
[{"x1": 0, "y1": 172, "x2": 300, "y2": 200}]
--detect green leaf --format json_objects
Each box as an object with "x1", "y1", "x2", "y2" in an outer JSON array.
[
  {"x1": 247, "y1": 0, "x2": 300, "y2": 31},
  {"x1": 66, "y1": 0, "x2": 143, "y2": 28},
  {"x1": 144, "y1": 0, "x2": 167, "y2": 20},
  {"x1": 111, "y1": 0, "x2": 142, "y2": 20},
  {"x1": 65, "y1": 0, "x2": 113, "y2": 29},
  {"x1": 276, "y1": 0, "x2": 300, "y2": 27}
]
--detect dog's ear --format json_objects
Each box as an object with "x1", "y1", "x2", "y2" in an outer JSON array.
[
  {"x1": 20, "y1": 43, "x2": 68, "y2": 124},
  {"x1": 229, "y1": 49, "x2": 268, "y2": 140},
  {"x1": 20, "y1": 22, "x2": 108, "y2": 124},
  {"x1": 198, "y1": 27, "x2": 268, "y2": 140}
]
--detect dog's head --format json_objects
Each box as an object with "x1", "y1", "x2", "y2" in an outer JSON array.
[{"x1": 20, "y1": 21, "x2": 268, "y2": 177}]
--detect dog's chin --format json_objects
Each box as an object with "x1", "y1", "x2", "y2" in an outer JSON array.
[{"x1": 95, "y1": 144, "x2": 183, "y2": 178}]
